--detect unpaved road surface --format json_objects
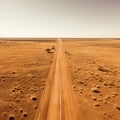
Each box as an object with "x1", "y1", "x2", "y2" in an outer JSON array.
[{"x1": 34, "y1": 40, "x2": 83, "y2": 120}]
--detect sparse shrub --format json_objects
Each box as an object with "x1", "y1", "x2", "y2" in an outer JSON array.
[
  {"x1": 94, "y1": 103, "x2": 100, "y2": 107},
  {"x1": 19, "y1": 108, "x2": 23, "y2": 113},
  {"x1": 33, "y1": 105, "x2": 38, "y2": 109},
  {"x1": 45, "y1": 48, "x2": 53, "y2": 53},
  {"x1": 45, "y1": 48, "x2": 51, "y2": 53},
  {"x1": 9, "y1": 115, "x2": 14, "y2": 120},
  {"x1": 92, "y1": 97, "x2": 97, "y2": 100},
  {"x1": 51, "y1": 45, "x2": 55, "y2": 50},
  {"x1": 23, "y1": 112, "x2": 28, "y2": 117},
  {"x1": 105, "y1": 95, "x2": 110, "y2": 100},
  {"x1": 116, "y1": 106, "x2": 120, "y2": 110},
  {"x1": 98, "y1": 66, "x2": 109, "y2": 72},
  {"x1": 31, "y1": 95, "x2": 37, "y2": 101},
  {"x1": 91, "y1": 87, "x2": 100, "y2": 93}
]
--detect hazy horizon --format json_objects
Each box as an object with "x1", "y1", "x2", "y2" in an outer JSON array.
[{"x1": 0, "y1": 0, "x2": 120, "y2": 38}]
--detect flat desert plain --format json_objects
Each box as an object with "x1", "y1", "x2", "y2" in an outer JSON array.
[
  {"x1": 63, "y1": 39, "x2": 120, "y2": 120},
  {"x1": 0, "y1": 40, "x2": 56, "y2": 120},
  {"x1": 0, "y1": 39, "x2": 120, "y2": 120}
]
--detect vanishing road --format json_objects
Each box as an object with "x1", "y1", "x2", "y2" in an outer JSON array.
[{"x1": 34, "y1": 39, "x2": 83, "y2": 120}]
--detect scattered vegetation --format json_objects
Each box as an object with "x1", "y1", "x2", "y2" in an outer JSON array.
[
  {"x1": 92, "y1": 97, "x2": 97, "y2": 100},
  {"x1": 51, "y1": 45, "x2": 55, "y2": 50},
  {"x1": 94, "y1": 103, "x2": 100, "y2": 107},
  {"x1": 9, "y1": 115, "x2": 14, "y2": 120},
  {"x1": 98, "y1": 66, "x2": 109, "y2": 72},
  {"x1": 19, "y1": 108, "x2": 23, "y2": 113},
  {"x1": 45, "y1": 48, "x2": 52, "y2": 53},
  {"x1": 31, "y1": 95, "x2": 37, "y2": 101},
  {"x1": 91, "y1": 87, "x2": 100, "y2": 93},
  {"x1": 45, "y1": 45, "x2": 56, "y2": 53},
  {"x1": 116, "y1": 106, "x2": 120, "y2": 110},
  {"x1": 23, "y1": 112, "x2": 28, "y2": 117}
]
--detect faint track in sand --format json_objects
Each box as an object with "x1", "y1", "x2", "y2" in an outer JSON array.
[{"x1": 34, "y1": 39, "x2": 83, "y2": 120}]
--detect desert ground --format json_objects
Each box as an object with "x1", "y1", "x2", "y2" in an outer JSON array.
[
  {"x1": 63, "y1": 39, "x2": 120, "y2": 120},
  {"x1": 0, "y1": 40, "x2": 56, "y2": 120},
  {"x1": 0, "y1": 39, "x2": 120, "y2": 120}
]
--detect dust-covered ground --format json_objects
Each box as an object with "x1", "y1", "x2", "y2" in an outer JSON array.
[
  {"x1": 0, "y1": 40, "x2": 56, "y2": 120},
  {"x1": 63, "y1": 39, "x2": 120, "y2": 120}
]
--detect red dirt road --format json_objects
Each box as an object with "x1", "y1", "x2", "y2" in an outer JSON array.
[{"x1": 34, "y1": 40, "x2": 83, "y2": 120}]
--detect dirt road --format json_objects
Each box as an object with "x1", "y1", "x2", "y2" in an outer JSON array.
[{"x1": 34, "y1": 40, "x2": 83, "y2": 120}]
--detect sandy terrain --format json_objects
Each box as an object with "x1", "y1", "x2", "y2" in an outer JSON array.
[
  {"x1": 1, "y1": 39, "x2": 120, "y2": 120},
  {"x1": 63, "y1": 39, "x2": 120, "y2": 120},
  {"x1": 0, "y1": 40, "x2": 56, "y2": 120}
]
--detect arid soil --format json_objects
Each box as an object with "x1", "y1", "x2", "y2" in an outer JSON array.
[
  {"x1": 63, "y1": 39, "x2": 120, "y2": 120},
  {"x1": 0, "y1": 40, "x2": 56, "y2": 120},
  {"x1": 1, "y1": 39, "x2": 120, "y2": 120}
]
